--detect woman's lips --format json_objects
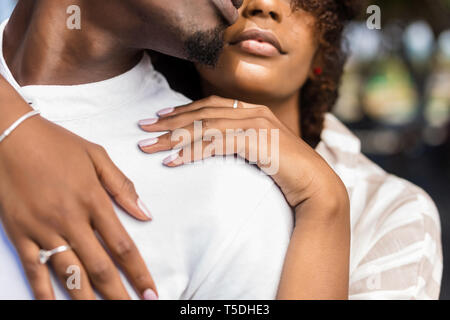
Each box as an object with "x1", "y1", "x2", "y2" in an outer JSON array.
[
  {"x1": 211, "y1": 0, "x2": 240, "y2": 25},
  {"x1": 236, "y1": 40, "x2": 280, "y2": 57},
  {"x1": 230, "y1": 29, "x2": 286, "y2": 57}
]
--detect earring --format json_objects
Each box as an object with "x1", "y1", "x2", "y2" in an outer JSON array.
[{"x1": 313, "y1": 67, "x2": 323, "y2": 76}]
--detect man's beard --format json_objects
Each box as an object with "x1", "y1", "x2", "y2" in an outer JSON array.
[{"x1": 184, "y1": 23, "x2": 227, "y2": 67}]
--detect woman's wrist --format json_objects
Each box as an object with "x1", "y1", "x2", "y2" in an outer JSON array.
[
  {"x1": 0, "y1": 110, "x2": 41, "y2": 144},
  {"x1": 293, "y1": 177, "x2": 350, "y2": 221},
  {"x1": 0, "y1": 76, "x2": 33, "y2": 131}
]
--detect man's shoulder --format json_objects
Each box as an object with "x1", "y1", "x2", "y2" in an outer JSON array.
[
  {"x1": 179, "y1": 157, "x2": 288, "y2": 212},
  {"x1": 166, "y1": 157, "x2": 294, "y2": 250}
]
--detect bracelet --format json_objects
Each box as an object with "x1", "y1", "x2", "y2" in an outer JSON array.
[{"x1": 0, "y1": 110, "x2": 41, "y2": 144}]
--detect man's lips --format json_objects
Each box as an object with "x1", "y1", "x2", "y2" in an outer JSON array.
[
  {"x1": 211, "y1": 0, "x2": 240, "y2": 25},
  {"x1": 229, "y1": 29, "x2": 286, "y2": 57}
]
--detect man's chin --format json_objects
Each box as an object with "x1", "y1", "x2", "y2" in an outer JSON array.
[{"x1": 183, "y1": 20, "x2": 227, "y2": 67}]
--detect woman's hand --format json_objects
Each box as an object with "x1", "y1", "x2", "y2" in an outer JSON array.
[
  {"x1": 138, "y1": 95, "x2": 346, "y2": 209},
  {"x1": 138, "y1": 95, "x2": 350, "y2": 299},
  {"x1": 0, "y1": 79, "x2": 157, "y2": 299}
]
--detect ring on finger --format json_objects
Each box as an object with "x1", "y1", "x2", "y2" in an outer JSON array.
[{"x1": 39, "y1": 245, "x2": 72, "y2": 264}]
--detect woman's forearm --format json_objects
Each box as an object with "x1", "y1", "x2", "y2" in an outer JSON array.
[
  {"x1": 0, "y1": 75, "x2": 33, "y2": 131},
  {"x1": 276, "y1": 188, "x2": 351, "y2": 300},
  {"x1": 0, "y1": 73, "x2": 157, "y2": 299}
]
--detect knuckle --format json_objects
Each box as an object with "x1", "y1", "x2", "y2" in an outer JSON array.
[
  {"x1": 1, "y1": 207, "x2": 27, "y2": 229},
  {"x1": 113, "y1": 238, "x2": 136, "y2": 261},
  {"x1": 92, "y1": 144, "x2": 109, "y2": 158},
  {"x1": 28, "y1": 193, "x2": 79, "y2": 227},
  {"x1": 258, "y1": 105, "x2": 272, "y2": 117},
  {"x1": 165, "y1": 116, "x2": 183, "y2": 131},
  {"x1": 134, "y1": 273, "x2": 150, "y2": 284},
  {"x1": 195, "y1": 108, "x2": 210, "y2": 119},
  {"x1": 121, "y1": 177, "x2": 136, "y2": 194},
  {"x1": 203, "y1": 118, "x2": 213, "y2": 130},
  {"x1": 78, "y1": 189, "x2": 110, "y2": 216},
  {"x1": 206, "y1": 95, "x2": 219, "y2": 102},
  {"x1": 43, "y1": 200, "x2": 79, "y2": 228},
  {"x1": 92, "y1": 143, "x2": 108, "y2": 156},
  {"x1": 162, "y1": 116, "x2": 175, "y2": 128},
  {"x1": 160, "y1": 133, "x2": 174, "y2": 146},
  {"x1": 34, "y1": 208, "x2": 63, "y2": 230},
  {"x1": 23, "y1": 259, "x2": 41, "y2": 280},
  {"x1": 89, "y1": 261, "x2": 113, "y2": 283},
  {"x1": 84, "y1": 187, "x2": 104, "y2": 206}
]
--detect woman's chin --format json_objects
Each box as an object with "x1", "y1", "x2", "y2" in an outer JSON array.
[
  {"x1": 229, "y1": 74, "x2": 280, "y2": 95},
  {"x1": 222, "y1": 80, "x2": 282, "y2": 103},
  {"x1": 198, "y1": 58, "x2": 287, "y2": 102}
]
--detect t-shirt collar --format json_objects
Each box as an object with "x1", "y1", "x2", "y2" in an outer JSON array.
[{"x1": 0, "y1": 19, "x2": 160, "y2": 122}]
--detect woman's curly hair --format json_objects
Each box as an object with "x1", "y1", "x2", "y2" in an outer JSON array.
[
  {"x1": 293, "y1": 0, "x2": 362, "y2": 146},
  {"x1": 150, "y1": 0, "x2": 363, "y2": 148}
]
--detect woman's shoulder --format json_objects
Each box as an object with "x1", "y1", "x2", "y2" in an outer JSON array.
[
  {"x1": 322, "y1": 116, "x2": 444, "y2": 298},
  {"x1": 347, "y1": 170, "x2": 443, "y2": 299},
  {"x1": 318, "y1": 113, "x2": 441, "y2": 255},
  {"x1": 319, "y1": 113, "x2": 439, "y2": 215}
]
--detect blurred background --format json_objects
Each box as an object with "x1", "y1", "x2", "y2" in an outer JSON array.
[
  {"x1": 0, "y1": 0, "x2": 16, "y2": 23},
  {"x1": 336, "y1": 0, "x2": 450, "y2": 299},
  {"x1": 1, "y1": 0, "x2": 449, "y2": 299}
]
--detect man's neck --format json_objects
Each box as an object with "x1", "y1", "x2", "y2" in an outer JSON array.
[{"x1": 3, "y1": 0, "x2": 143, "y2": 86}]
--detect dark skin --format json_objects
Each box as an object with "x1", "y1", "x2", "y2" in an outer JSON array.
[
  {"x1": 0, "y1": 0, "x2": 242, "y2": 300},
  {"x1": 138, "y1": 0, "x2": 350, "y2": 299},
  {"x1": 1, "y1": 0, "x2": 349, "y2": 300},
  {"x1": 5, "y1": 0, "x2": 228, "y2": 85},
  {"x1": 198, "y1": 0, "x2": 317, "y2": 135}
]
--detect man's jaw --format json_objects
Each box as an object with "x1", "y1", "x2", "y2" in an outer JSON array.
[
  {"x1": 184, "y1": 23, "x2": 226, "y2": 67},
  {"x1": 182, "y1": 0, "x2": 243, "y2": 67}
]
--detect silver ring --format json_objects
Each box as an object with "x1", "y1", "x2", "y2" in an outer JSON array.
[
  {"x1": 232, "y1": 100, "x2": 239, "y2": 109},
  {"x1": 39, "y1": 245, "x2": 71, "y2": 264}
]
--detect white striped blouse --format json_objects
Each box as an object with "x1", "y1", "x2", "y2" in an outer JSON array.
[{"x1": 316, "y1": 113, "x2": 443, "y2": 300}]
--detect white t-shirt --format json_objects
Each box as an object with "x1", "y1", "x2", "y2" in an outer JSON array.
[{"x1": 0, "y1": 21, "x2": 294, "y2": 299}]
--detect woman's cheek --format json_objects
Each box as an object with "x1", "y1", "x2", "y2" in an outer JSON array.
[
  {"x1": 275, "y1": 56, "x2": 311, "y2": 95},
  {"x1": 284, "y1": 37, "x2": 318, "y2": 86}
]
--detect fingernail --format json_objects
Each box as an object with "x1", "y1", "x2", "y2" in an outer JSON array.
[
  {"x1": 162, "y1": 153, "x2": 181, "y2": 166},
  {"x1": 137, "y1": 198, "x2": 153, "y2": 220},
  {"x1": 139, "y1": 137, "x2": 159, "y2": 148},
  {"x1": 138, "y1": 118, "x2": 158, "y2": 126},
  {"x1": 157, "y1": 107, "x2": 174, "y2": 116},
  {"x1": 143, "y1": 288, "x2": 158, "y2": 300}
]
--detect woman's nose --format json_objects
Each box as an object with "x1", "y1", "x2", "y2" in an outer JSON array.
[{"x1": 242, "y1": 0, "x2": 282, "y2": 23}]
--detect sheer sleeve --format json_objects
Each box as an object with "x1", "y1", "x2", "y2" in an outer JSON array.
[{"x1": 349, "y1": 186, "x2": 442, "y2": 300}]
